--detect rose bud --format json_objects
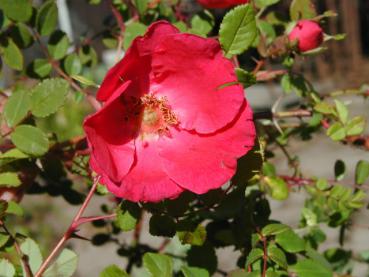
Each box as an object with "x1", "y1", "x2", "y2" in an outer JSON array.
[{"x1": 288, "y1": 20, "x2": 324, "y2": 52}]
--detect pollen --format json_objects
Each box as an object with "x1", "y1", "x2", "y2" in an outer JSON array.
[{"x1": 138, "y1": 94, "x2": 178, "y2": 139}]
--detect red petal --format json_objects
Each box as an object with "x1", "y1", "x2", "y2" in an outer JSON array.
[
  {"x1": 151, "y1": 33, "x2": 244, "y2": 134},
  {"x1": 97, "y1": 21, "x2": 179, "y2": 102},
  {"x1": 84, "y1": 81, "x2": 137, "y2": 182},
  {"x1": 116, "y1": 141, "x2": 184, "y2": 202},
  {"x1": 159, "y1": 102, "x2": 255, "y2": 194}
]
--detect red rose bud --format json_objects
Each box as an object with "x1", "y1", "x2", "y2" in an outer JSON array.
[
  {"x1": 197, "y1": 0, "x2": 248, "y2": 9},
  {"x1": 288, "y1": 20, "x2": 323, "y2": 52},
  {"x1": 84, "y1": 21, "x2": 255, "y2": 203}
]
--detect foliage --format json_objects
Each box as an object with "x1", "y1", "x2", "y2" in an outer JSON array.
[{"x1": 0, "y1": 0, "x2": 368, "y2": 276}]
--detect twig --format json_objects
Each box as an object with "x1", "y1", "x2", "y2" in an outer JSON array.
[
  {"x1": 110, "y1": 0, "x2": 125, "y2": 63},
  {"x1": 133, "y1": 211, "x2": 143, "y2": 244},
  {"x1": 34, "y1": 176, "x2": 108, "y2": 277},
  {"x1": 1, "y1": 223, "x2": 33, "y2": 277},
  {"x1": 31, "y1": 30, "x2": 101, "y2": 111},
  {"x1": 158, "y1": 239, "x2": 170, "y2": 253},
  {"x1": 254, "y1": 109, "x2": 312, "y2": 120}
]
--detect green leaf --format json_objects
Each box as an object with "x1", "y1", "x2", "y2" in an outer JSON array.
[
  {"x1": 219, "y1": 4, "x2": 257, "y2": 57},
  {"x1": 316, "y1": 179, "x2": 329, "y2": 191},
  {"x1": 0, "y1": 172, "x2": 21, "y2": 187},
  {"x1": 348, "y1": 189, "x2": 366, "y2": 209},
  {"x1": 1, "y1": 37, "x2": 23, "y2": 70},
  {"x1": 134, "y1": 0, "x2": 148, "y2": 16},
  {"x1": 268, "y1": 246, "x2": 287, "y2": 269},
  {"x1": 27, "y1": 59, "x2": 52, "y2": 79},
  {"x1": 334, "y1": 100, "x2": 349, "y2": 124},
  {"x1": 6, "y1": 201, "x2": 23, "y2": 216},
  {"x1": 290, "y1": 0, "x2": 317, "y2": 20},
  {"x1": 123, "y1": 22, "x2": 147, "y2": 50},
  {"x1": 275, "y1": 229, "x2": 305, "y2": 253},
  {"x1": 115, "y1": 202, "x2": 140, "y2": 232},
  {"x1": 149, "y1": 215, "x2": 176, "y2": 237},
  {"x1": 78, "y1": 45, "x2": 98, "y2": 66},
  {"x1": 3, "y1": 89, "x2": 30, "y2": 127},
  {"x1": 9, "y1": 23, "x2": 33, "y2": 48},
  {"x1": 235, "y1": 68, "x2": 256, "y2": 88},
  {"x1": 301, "y1": 208, "x2": 318, "y2": 226},
  {"x1": 174, "y1": 21, "x2": 187, "y2": 32},
  {"x1": 99, "y1": 265, "x2": 129, "y2": 277},
  {"x1": 262, "y1": 223, "x2": 290, "y2": 236},
  {"x1": 181, "y1": 266, "x2": 209, "y2": 277},
  {"x1": 0, "y1": 233, "x2": 10, "y2": 248},
  {"x1": 0, "y1": 0, "x2": 32, "y2": 22},
  {"x1": 345, "y1": 116, "x2": 365, "y2": 136},
  {"x1": 255, "y1": 0, "x2": 280, "y2": 8},
  {"x1": 245, "y1": 248, "x2": 264, "y2": 267},
  {"x1": 334, "y1": 160, "x2": 345, "y2": 181},
  {"x1": 228, "y1": 269, "x2": 251, "y2": 276},
  {"x1": 0, "y1": 259, "x2": 15, "y2": 277},
  {"x1": 290, "y1": 259, "x2": 332, "y2": 277},
  {"x1": 190, "y1": 12, "x2": 214, "y2": 37},
  {"x1": 30, "y1": 78, "x2": 70, "y2": 117},
  {"x1": 48, "y1": 31, "x2": 70, "y2": 60},
  {"x1": 0, "y1": 148, "x2": 29, "y2": 160},
  {"x1": 314, "y1": 102, "x2": 335, "y2": 115},
  {"x1": 143, "y1": 253, "x2": 172, "y2": 277},
  {"x1": 355, "y1": 160, "x2": 369, "y2": 185},
  {"x1": 20, "y1": 238, "x2": 43, "y2": 275},
  {"x1": 102, "y1": 32, "x2": 117, "y2": 49},
  {"x1": 0, "y1": 201, "x2": 8, "y2": 218},
  {"x1": 11, "y1": 125, "x2": 49, "y2": 156},
  {"x1": 326, "y1": 122, "x2": 346, "y2": 141},
  {"x1": 37, "y1": 0, "x2": 58, "y2": 36},
  {"x1": 262, "y1": 162, "x2": 276, "y2": 177},
  {"x1": 70, "y1": 75, "x2": 98, "y2": 88},
  {"x1": 63, "y1": 54, "x2": 82, "y2": 75},
  {"x1": 44, "y1": 249, "x2": 78, "y2": 277},
  {"x1": 177, "y1": 224, "x2": 206, "y2": 246},
  {"x1": 264, "y1": 177, "x2": 289, "y2": 200}
]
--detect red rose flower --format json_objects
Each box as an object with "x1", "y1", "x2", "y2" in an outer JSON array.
[
  {"x1": 84, "y1": 21, "x2": 255, "y2": 202},
  {"x1": 288, "y1": 20, "x2": 323, "y2": 52},
  {"x1": 197, "y1": 0, "x2": 248, "y2": 9}
]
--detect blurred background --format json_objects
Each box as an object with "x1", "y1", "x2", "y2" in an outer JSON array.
[{"x1": 1, "y1": 0, "x2": 369, "y2": 276}]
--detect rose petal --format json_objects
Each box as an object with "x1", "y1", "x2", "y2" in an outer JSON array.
[
  {"x1": 116, "y1": 141, "x2": 184, "y2": 202},
  {"x1": 84, "y1": 81, "x2": 137, "y2": 182},
  {"x1": 159, "y1": 101, "x2": 255, "y2": 194},
  {"x1": 97, "y1": 21, "x2": 179, "y2": 102},
  {"x1": 151, "y1": 33, "x2": 244, "y2": 134},
  {"x1": 197, "y1": 0, "x2": 248, "y2": 9}
]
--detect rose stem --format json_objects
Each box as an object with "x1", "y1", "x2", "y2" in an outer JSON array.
[{"x1": 35, "y1": 176, "x2": 115, "y2": 277}]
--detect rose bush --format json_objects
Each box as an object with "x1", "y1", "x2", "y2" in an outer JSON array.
[
  {"x1": 288, "y1": 19, "x2": 324, "y2": 52},
  {"x1": 84, "y1": 21, "x2": 255, "y2": 202},
  {"x1": 197, "y1": 0, "x2": 248, "y2": 9}
]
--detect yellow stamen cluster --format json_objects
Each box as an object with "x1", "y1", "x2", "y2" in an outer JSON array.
[{"x1": 140, "y1": 94, "x2": 178, "y2": 126}]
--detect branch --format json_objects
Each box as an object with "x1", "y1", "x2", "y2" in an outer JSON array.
[
  {"x1": 110, "y1": 0, "x2": 125, "y2": 63},
  {"x1": 254, "y1": 109, "x2": 312, "y2": 120},
  {"x1": 34, "y1": 176, "x2": 114, "y2": 277},
  {"x1": 1, "y1": 223, "x2": 33, "y2": 277},
  {"x1": 31, "y1": 30, "x2": 101, "y2": 111}
]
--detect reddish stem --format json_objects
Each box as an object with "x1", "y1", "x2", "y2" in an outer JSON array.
[{"x1": 34, "y1": 176, "x2": 111, "y2": 277}]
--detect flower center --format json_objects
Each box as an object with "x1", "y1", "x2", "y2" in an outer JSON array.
[{"x1": 139, "y1": 95, "x2": 178, "y2": 139}]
